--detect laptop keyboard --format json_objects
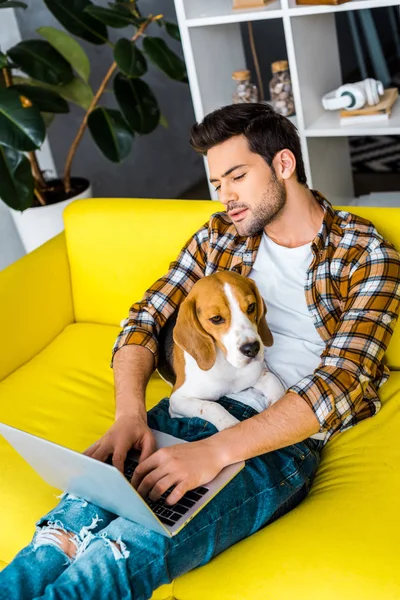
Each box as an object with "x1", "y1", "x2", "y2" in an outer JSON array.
[{"x1": 106, "y1": 451, "x2": 209, "y2": 527}]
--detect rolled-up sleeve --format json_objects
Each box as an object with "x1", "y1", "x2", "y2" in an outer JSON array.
[
  {"x1": 287, "y1": 240, "x2": 400, "y2": 436},
  {"x1": 110, "y1": 223, "x2": 209, "y2": 368}
]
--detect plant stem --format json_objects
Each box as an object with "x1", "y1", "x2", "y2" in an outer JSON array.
[
  {"x1": 28, "y1": 151, "x2": 46, "y2": 189},
  {"x1": 63, "y1": 19, "x2": 150, "y2": 194},
  {"x1": 248, "y1": 22, "x2": 264, "y2": 102},
  {"x1": 34, "y1": 187, "x2": 46, "y2": 206},
  {"x1": 1, "y1": 66, "x2": 12, "y2": 87}
]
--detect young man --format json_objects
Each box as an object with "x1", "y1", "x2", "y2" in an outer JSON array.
[{"x1": 2, "y1": 103, "x2": 400, "y2": 600}]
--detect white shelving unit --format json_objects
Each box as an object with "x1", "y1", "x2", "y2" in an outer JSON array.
[{"x1": 173, "y1": 0, "x2": 400, "y2": 204}]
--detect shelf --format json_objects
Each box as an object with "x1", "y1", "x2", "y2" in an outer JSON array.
[
  {"x1": 288, "y1": 0, "x2": 400, "y2": 17},
  {"x1": 305, "y1": 100, "x2": 400, "y2": 137},
  {"x1": 185, "y1": 0, "x2": 282, "y2": 27}
]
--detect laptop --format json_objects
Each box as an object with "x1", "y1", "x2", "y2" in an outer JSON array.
[{"x1": 0, "y1": 422, "x2": 245, "y2": 538}]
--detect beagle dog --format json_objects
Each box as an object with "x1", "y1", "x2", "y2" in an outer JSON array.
[{"x1": 157, "y1": 271, "x2": 286, "y2": 431}]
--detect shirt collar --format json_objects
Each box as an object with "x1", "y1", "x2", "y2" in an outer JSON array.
[{"x1": 310, "y1": 190, "x2": 335, "y2": 256}]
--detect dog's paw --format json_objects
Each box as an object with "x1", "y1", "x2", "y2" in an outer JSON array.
[
  {"x1": 212, "y1": 414, "x2": 241, "y2": 432},
  {"x1": 168, "y1": 405, "x2": 185, "y2": 420},
  {"x1": 254, "y1": 370, "x2": 286, "y2": 404}
]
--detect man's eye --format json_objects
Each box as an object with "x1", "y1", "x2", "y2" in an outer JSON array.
[
  {"x1": 234, "y1": 174, "x2": 245, "y2": 182},
  {"x1": 247, "y1": 303, "x2": 256, "y2": 314},
  {"x1": 210, "y1": 315, "x2": 224, "y2": 324},
  {"x1": 214, "y1": 185, "x2": 220, "y2": 192}
]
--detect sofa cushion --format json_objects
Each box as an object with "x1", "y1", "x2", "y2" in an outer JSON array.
[
  {"x1": 1, "y1": 321, "x2": 400, "y2": 600},
  {"x1": 0, "y1": 322, "x2": 172, "y2": 600},
  {"x1": 175, "y1": 372, "x2": 400, "y2": 600},
  {"x1": 63, "y1": 199, "x2": 221, "y2": 327}
]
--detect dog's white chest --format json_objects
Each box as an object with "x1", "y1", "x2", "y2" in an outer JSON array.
[{"x1": 179, "y1": 348, "x2": 263, "y2": 399}]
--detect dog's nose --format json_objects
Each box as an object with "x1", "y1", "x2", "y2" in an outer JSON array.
[{"x1": 239, "y1": 341, "x2": 260, "y2": 358}]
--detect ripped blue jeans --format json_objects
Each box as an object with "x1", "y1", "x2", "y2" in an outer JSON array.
[{"x1": 0, "y1": 396, "x2": 324, "y2": 600}]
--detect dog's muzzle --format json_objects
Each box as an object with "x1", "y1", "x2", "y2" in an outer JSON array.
[{"x1": 239, "y1": 341, "x2": 260, "y2": 358}]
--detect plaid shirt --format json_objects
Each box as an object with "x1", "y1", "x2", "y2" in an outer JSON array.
[{"x1": 112, "y1": 191, "x2": 400, "y2": 444}]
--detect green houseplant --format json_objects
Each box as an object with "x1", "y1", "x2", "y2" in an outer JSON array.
[{"x1": 0, "y1": 0, "x2": 187, "y2": 248}]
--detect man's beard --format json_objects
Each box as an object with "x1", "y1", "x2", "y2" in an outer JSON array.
[{"x1": 234, "y1": 169, "x2": 287, "y2": 236}]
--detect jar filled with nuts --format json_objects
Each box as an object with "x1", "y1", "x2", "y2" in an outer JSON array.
[
  {"x1": 232, "y1": 69, "x2": 258, "y2": 104},
  {"x1": 269, "y1": 60, "x2": 295, "y2": 116}
]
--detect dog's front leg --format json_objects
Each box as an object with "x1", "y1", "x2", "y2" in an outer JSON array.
[
  {"x1": 169, "y1": 394, "x2": 240, "y2": 431},
  {"x1": 253, "y1": 369, "x2": 286, "y2": 409}
]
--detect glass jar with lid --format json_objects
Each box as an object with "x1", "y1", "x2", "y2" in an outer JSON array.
[
  {"x1": 269, "y1": 60, "x2": 295, "y2": 116},
  {"x1": 232, "y1": 69, "x2": 258, "y2": 104}
]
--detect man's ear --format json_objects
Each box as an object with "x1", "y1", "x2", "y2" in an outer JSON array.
[
  {"x1": 173, "y1": 297, "x2": 216, "y2": 370},
  {"x1": 248, "y1": 278, "x2": 274, "y2": 347}
]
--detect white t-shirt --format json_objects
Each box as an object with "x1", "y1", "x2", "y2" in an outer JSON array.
[{"x1": 229, "y1": 232, "x2": 326, "y2": 441}]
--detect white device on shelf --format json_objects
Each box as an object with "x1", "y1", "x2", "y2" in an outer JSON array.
[
  {"x1": 174, "y1": 0, "x2": 398, "y2": 204},
  {"x1": 322, "y1": 78, "x2": 384, "y2": 112}
]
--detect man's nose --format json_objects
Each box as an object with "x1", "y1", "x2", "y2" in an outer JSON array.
[
  {"x1": 219, "y1": 187, "x2": 238, "y2": 205},
  {"x1": 239, "y1": 341, "x2": 260, "y2": 358}
]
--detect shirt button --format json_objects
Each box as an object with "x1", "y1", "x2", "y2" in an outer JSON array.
[{"x1": 382, "y1": 314, "x2": 391, "y2": 324}]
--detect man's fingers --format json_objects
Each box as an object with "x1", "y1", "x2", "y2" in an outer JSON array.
[
  {"x1": 83, "y1": 441, "x2": 100, "y2": 457},
  {"x1": 136, "y1": 467, "x2": 167, "y2": 499},
  {"x1": 165, "y1": 481, "x2": 186, "y2": 506},
  {"x1": 112, "y1": 448, "x2": 127, "y2": 473},
  {"x1": 91, "y1": 445, "x2": 112, "y2": 463},
  {"x1": 138, "y1": 434, "x2": 157, "y2": 464}
]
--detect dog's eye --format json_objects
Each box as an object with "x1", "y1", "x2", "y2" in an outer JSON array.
[
  {"x1": 247, "y1": 303, "x2": 256, "y2": 314},
  {"x1": 210, "y1": 315, "x2": 224, "y2": 324}
]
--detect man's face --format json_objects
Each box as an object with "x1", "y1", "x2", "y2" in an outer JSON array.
[{"x1": 208, "y1": 135, "x2": 286, "y2": 236}]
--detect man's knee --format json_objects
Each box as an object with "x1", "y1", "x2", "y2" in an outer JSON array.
[
  {"x1": 33, "y1": 521, "x2": 79, "y2": 559},
  {"x1": 51, "y1": 530, "x2": 78, "y2": 559}
]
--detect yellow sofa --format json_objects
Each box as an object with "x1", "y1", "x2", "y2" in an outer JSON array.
[{"x1": 1, "y1": 198, "x2": 400, "y2": 600}]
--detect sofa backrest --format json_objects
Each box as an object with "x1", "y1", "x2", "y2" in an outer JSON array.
[
  {"x1": 63, "y1": 198, "x2": 220, "y2": 326},
  {"x1": 63, "y1": 198, "x2": 400, "y2": 369}
]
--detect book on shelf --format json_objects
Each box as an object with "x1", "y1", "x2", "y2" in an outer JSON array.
[
  {"x1": 295, "y1": 0, "x2": 351, "y2": 5},
  {"x1": 340, "y1": 87, "x2": 398, "y2": 126}
]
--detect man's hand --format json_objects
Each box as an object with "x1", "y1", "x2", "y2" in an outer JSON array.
[
  {"x1": 130, "y1": 438, "x2": 226, "y2": 506},
  {"x1": 83, "y1": 414, "x2": 157, "y2": 473}
]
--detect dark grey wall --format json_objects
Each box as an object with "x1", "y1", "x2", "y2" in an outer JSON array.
[
  {"x1": 241, "y1": 7, "x2": 398, "y2": 101},
  {"x1": 15, "y1": 0, "x2": 206, "y2": 199}
]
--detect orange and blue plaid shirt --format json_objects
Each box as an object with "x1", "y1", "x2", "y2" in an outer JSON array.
[{"x1": 112, "y1": 191, "x2": 400, "y2": 444}]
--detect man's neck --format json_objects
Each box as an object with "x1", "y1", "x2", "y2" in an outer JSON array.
[{"x1": 264, "y1": 187, "x2": 324, "y2": 248}]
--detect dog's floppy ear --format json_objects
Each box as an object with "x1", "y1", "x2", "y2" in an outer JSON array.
[
  {"x1": 248, "y1": 278, "x2": 274, "y2": 347},
  {"x1": 173, "y1": 296, "x2": 216, "y2": 371}
]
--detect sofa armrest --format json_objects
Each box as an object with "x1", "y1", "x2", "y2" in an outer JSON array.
[{"x1": 0, "y1": 232, "x2": 74, "y2": 381}]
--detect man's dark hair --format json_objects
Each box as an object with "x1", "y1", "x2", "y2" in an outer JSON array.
[{"x1": 189, "y1": 103, "x2": 307, "y2": 186}]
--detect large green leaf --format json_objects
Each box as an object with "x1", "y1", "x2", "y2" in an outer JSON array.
[
  {"x1": 8, "y1": 40, "x2": 74, "y2": 85},
  {"x1": 57, "y1": 78, "x2": 93, "y2": 109},
  {"x1": 41, "y1": 112, "x2": 55, "y2": 128},
  {"x1": 114, "y1": 74, "x2": 160, "y2": 135},
  {"x1": 0, "y1": 87, "x2": 45, "y2": 151},
  {"x1": 0, "y1": 1, "x2": 27, "y2": 8},
  {"x1": 84, "y1": 5, "x2": 135, "y2": 28},
  {"x1": 37, "y1": 26, "x2": 90, "y2": 83},
  {"x1": 11, "y1": 76, "x2": 94, "y2": 110},
  {"x1": 142, "y1": 37, "x2": 188, "y2": 82},
  {"x1": 11, "y1": 84, "x2": 69, "y2": 114},
  {"x1": 88, "y1": 106, "x2": 133, "y2": 163},
  {"x1": 43, "y1": 0, "x2": 108, "y2": 45},
  {"x1": 164, "y1": 21, "x2": 181, "y2": 42},
  {"x1": 0, "y1": 145, "x2": 33, "y2": 211},
  {"x1": 114, "y1": 39, "x2": 147, "y2": 78}
]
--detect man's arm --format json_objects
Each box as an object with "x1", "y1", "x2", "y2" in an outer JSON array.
[
  {"x1": 113, "y1": 345, "x2": 155, "y2": 421},
  {"x1": 211, "y1": 240, "x2": 400, "y2": 464},
  {"x1": 208, "y1": 391, "x2": 320, "y2": 465}
]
